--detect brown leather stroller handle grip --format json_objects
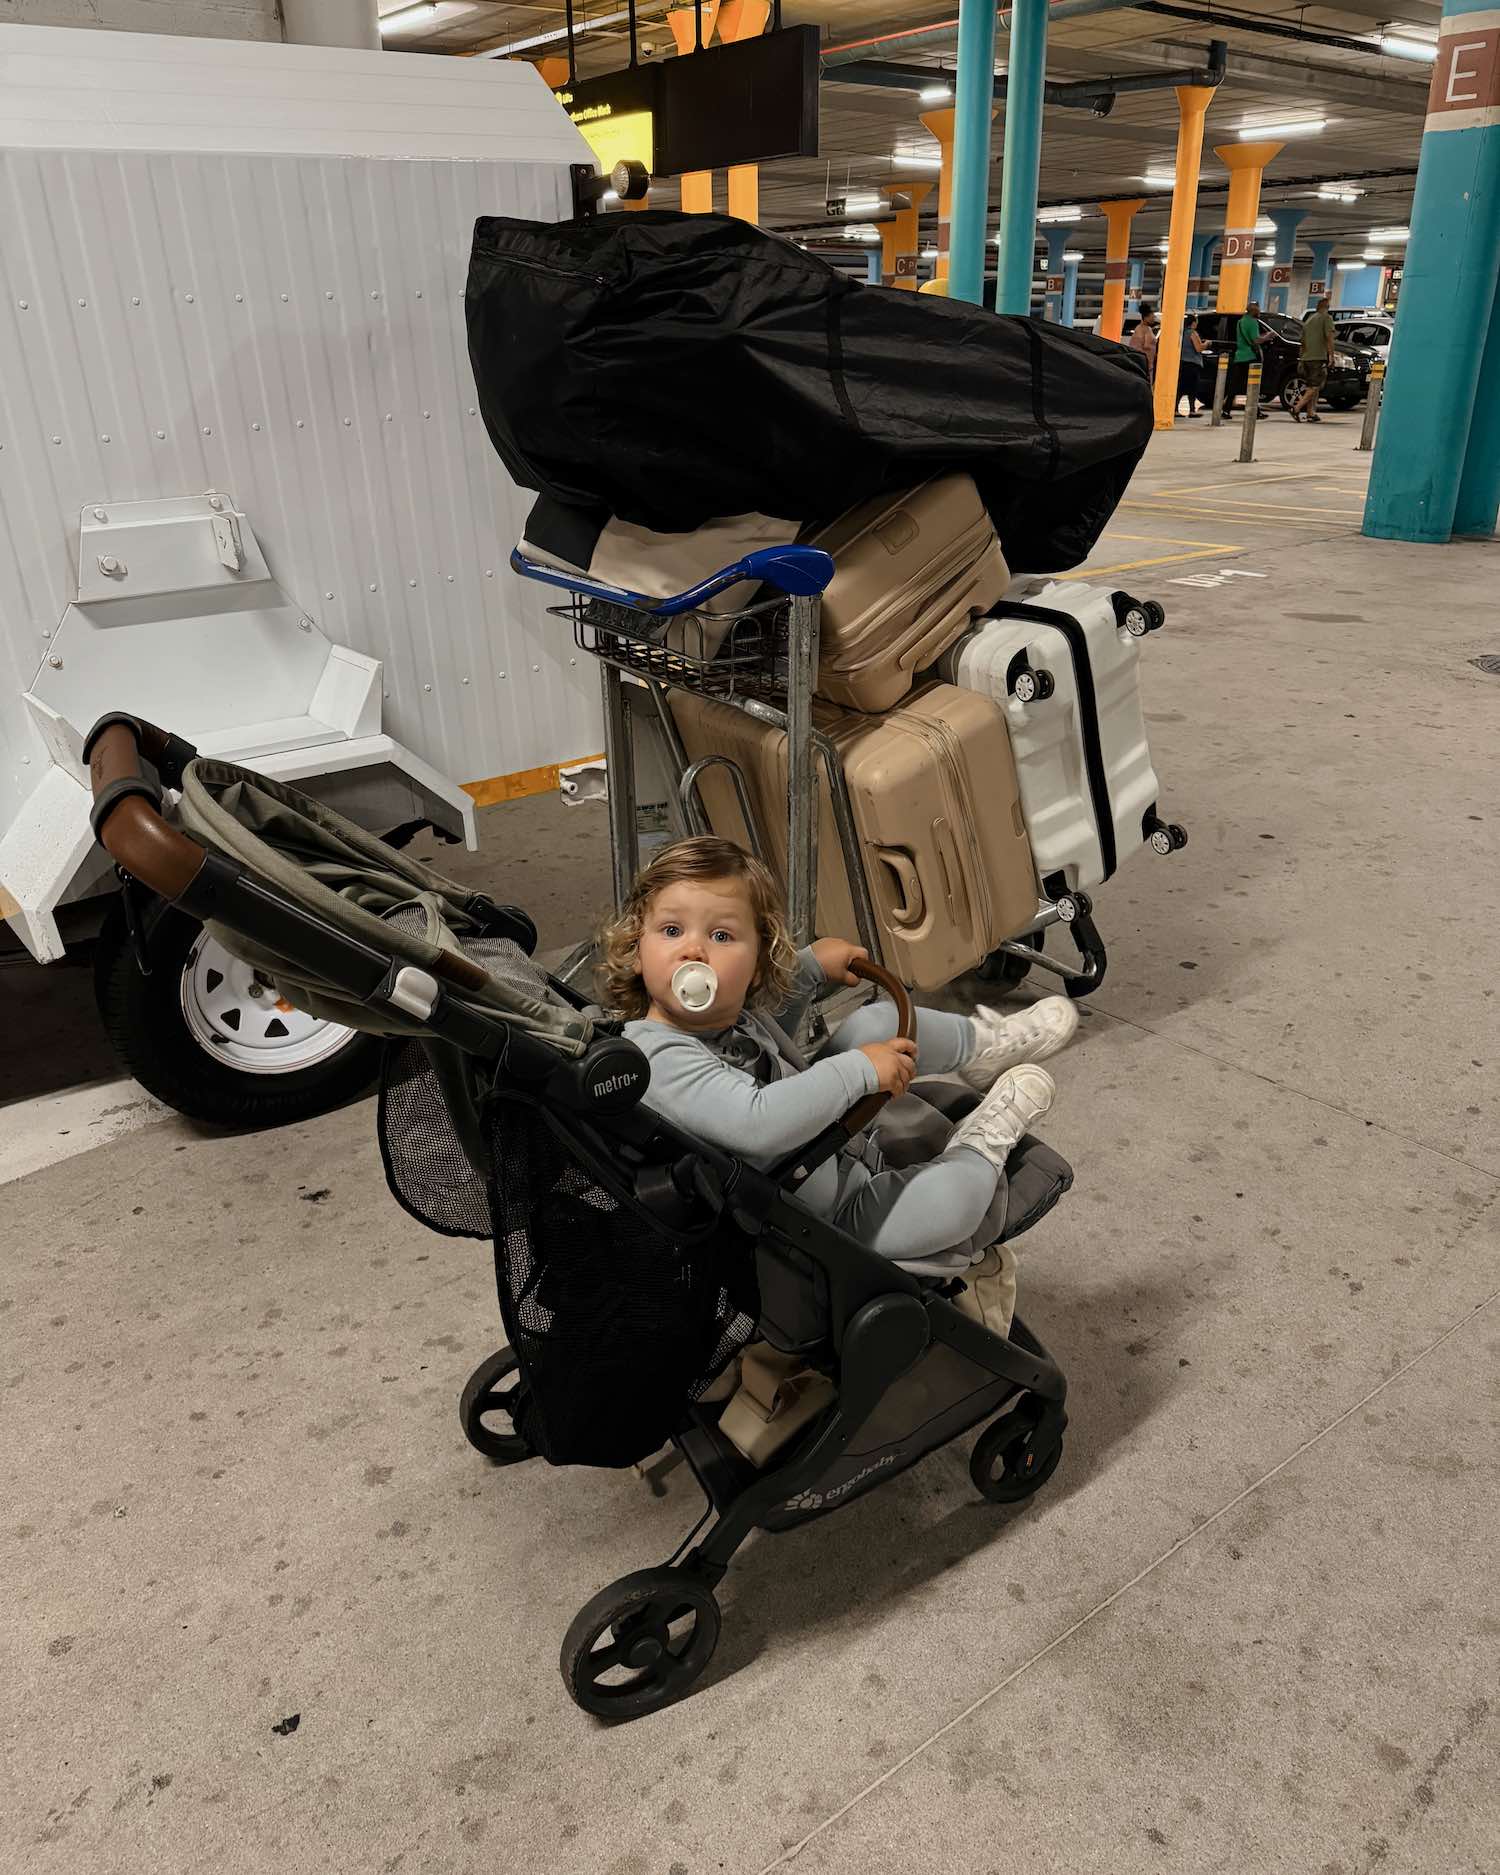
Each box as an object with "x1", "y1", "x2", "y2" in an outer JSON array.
[
  {"x1": 841, "y1": 956, "x2": 915, "y2": 1136},
  {"x1": 88, "y1": 721, "x2": 208, "y2": 900}
]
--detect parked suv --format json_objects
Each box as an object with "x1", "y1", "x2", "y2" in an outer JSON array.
[
  {"x1": 1332, "y1": 311, "x2": 1394, "y2": 360},
  {"x1": 1191, "y1": 310, "x2": 1371, "y2": 411}
]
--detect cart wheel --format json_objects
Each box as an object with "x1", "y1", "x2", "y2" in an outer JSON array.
[
  {"x1": 561, "y1": 1568, "x2": 721, "y2": 1720},
  {"x1": 978, "y1": 930, "x2": 1045, "y2": 990},
  {"x1": 459, "y1": 1348, "x2": 534, "y2": 1465},
  {"x1": 971, "y1": 1401, "x2": 1065, "y2": 1504},
  {"x1": 1168, "y1": 822, "x2": 1188, "y2": 851}
]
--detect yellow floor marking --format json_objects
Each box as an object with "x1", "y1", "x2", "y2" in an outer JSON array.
[
  {"x1": 1117, "y1": 503, "x2": 1347, "y2": 530},
  {"x1": 1150, "y1": 467, "x2": 1357, "y2": 495},
  {"x1": 1055, "y1": 543, "x2": 1243, "y2": 578},
  {"x1": 1123, "y1": 496, "x2": 1359, "y2": 518},
  {"x1": 1092, "y1": 530, "x2": 1247, "y2": 546}
]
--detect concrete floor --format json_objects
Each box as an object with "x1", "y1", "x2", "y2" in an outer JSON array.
[{"x1": 4, "y1": 413, "x2": 1499, "y2": 1875}]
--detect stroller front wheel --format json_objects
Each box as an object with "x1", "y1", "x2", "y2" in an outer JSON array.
[
  {"x1": 458, "y1": 1348, "x2": 534, "y2": 1465},
  {"x1": 970, "y1": 1400, "x2": 1065, "y2": 1504},
  {"x1": 561, "y1": 1568, "x2": 721, "y2": 1720}
]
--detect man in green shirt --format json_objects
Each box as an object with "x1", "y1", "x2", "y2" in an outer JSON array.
[
  {"x1": 1227, "y1": 300, "x2": 1264, "y2": 412},
  {"x1": 1293, "y1": 295, "x2": 1338, "y2": 423}
]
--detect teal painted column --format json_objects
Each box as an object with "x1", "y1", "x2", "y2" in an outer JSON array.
[
  {"x1": 1455, "y1": 283, "x2": 1500, "y2": 534},
  {"x1": 1252, "y1": 261, "x2": 1269, "y2": 304},
  {"x1": 1041, "y1": 226, "x2": 1071, "y2": 320},
  {"x1": 947, "y1": 0, "x2": 1000, "y2": 306},
  {"x1": 1188, "y1": 229, "x2": 1217, "y2": 309},
  {"x1": 1305, "y1": 238, "x2": 1336, "y2": 308},
  {"x1": 865, "y1": 249, "x2": 883, "y2": 283},
  {"x1": 1336, "y1": 263, "x2": 1383, "y2": 306},
  {"x1": 1127, "y1": 256, "x2": 1144, "y2": 315},
  {"x1": 995, "y1": 0, "x2": 1048, "y2": 314},
  {"x1": 1365, "y1": 0, "x2": 1500, "y2": 542},
  {"x1": 1062, "y1": 251, "x2": 1080, "y2": 326},
  {"x1": 1265, "y1": 206, "x2": 1308, "y2": 311}
]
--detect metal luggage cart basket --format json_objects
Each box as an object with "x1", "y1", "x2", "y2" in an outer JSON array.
[{"x1": 510, "y1": 546, "x2": 1110, "y2": 998}]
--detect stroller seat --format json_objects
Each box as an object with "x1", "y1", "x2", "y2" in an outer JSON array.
[{"x1": 83, "y1": 714, "x2": 1072, "y2": 1727}]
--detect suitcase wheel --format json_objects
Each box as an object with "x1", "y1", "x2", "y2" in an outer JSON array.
[
  {"x1": 1149, "y1": 822, "x2": 1188, "y2": 856},
  {"x1": 1012, "y1": 666, "x2": 1055, "y2": 704}
]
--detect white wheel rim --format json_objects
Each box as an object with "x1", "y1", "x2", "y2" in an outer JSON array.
[{"x1": 180, "y1": 933, "x2": 357, "y2": 1076}]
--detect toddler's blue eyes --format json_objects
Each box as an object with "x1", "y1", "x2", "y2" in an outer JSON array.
[
  {"x1": 711, "y1": 930, "x2": 734, "y2": 944},
  {"x1": 661, "y1": 924, "x2": 681, "y2": 938}
]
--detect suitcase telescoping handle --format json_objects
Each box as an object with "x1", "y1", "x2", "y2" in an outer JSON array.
[{"x1": 840, "y1": 956, "x2": 915, "y2": 1137}]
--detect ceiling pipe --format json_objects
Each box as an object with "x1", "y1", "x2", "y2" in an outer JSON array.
[
  {"x1": 822, "y1": 0, "x2": 1147, "y2": 67},
  {"x1": 828, "y1": 37, "x2": 1226, "y2": 110}
]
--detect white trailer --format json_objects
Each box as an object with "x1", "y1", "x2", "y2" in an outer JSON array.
[{"x1": 0, "y1": 25, "x2": 601, "y2": 1120}]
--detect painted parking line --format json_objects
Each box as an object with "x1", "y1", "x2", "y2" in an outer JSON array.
[
  {"x1": 1055, "y1": 543, "x2": 1244, "y2": 579},
  {"x1": 0, "y1": 1078, "x2": 185, "y2": 1186}
]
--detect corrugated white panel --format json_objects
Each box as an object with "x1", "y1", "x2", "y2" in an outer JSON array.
[
  {"x1": 0, "y1": 24, "x2": 591, "y2": 163},
  {"x1": 0, "y1": 143, "x2": 601, "y2": 841}
]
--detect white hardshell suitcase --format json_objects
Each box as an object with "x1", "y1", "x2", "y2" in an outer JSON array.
[{"x1": 939, "y1": 581, "x2": 1180, "y2": 894}]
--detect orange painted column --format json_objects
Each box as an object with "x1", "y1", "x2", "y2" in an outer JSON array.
[
  {"x1": 880, "y1": 181, "x2": 933, "y2": 287},
  {"x1": 1097, "y1": 198, "x2": 1146, "y2": 342},
  {"x1": 1213, "y1": 140, "x2": 1284, "y2": 311},
  {"x1": 719, "y1": 0, "x2": 770, "y2": 222},
  {"x1": 1153, "y1": 84, "x2": 1214, "y2": 431},
  {"x1": 668, "y1": 4, "x2": 721, "y2": 213},
  {"x1": 534, "y1": 55, "x2": 569, "y2": 86},
  {"x1": 919, "y1": 106, "x2": 957, "y2": 283}
]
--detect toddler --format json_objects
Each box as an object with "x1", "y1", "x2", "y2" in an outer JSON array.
[{"x1": 599, "y1": 837, "x2": 1076, "y2": 1330}]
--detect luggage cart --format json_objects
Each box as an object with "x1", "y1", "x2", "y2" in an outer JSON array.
[{"x1": 509, "y1": 548, "x2": 1111, "y2": 999}]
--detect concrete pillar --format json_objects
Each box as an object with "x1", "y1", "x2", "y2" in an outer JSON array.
[
  {"x1": 1041, "y1": 227, "x2": 1072, "y2": 321},
  {"x1": 1365, "y1": 0, "x2": 1500, "y2": 543},
  {"x1": 948, "y1": 0, "x2": 1000, "y2": 306},
  {"x1": 920, "y1": 106, "x2": 957, "y2": 285},
  {"x1": 1265, "y1": 206, "x2": 1309, "y2": 312},
  {"x1": 1214, "y1": 141, "x2": 1284, "y2": 310},
  {"x1": 282, "y1": 0, "x2": 378, "y2": 47},
  {"x1": 1097, "y1": 198, "x2": 1145, "y2": 341},
  {"x1": 882, "y1": 182, "x2": 933, "y2": 288},
  {"x1": 1153, "y1": 83, "x2": 1214, "y2": 431},
  {"x1": 1305, "y1": 238, "x2": 1337, "y2": 309},
  {"x1": 1062, "y1": 252, "x2": 1081, "y2": 326},
  {"x1": 995, "y1": 0, "x2": 1048, "y2": 314}
]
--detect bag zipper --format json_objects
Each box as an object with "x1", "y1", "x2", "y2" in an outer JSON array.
[{"x1": 485, "y1": 249, "x2": 608, "y2": 289}]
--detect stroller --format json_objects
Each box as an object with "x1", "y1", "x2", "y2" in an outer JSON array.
[{"x1": 85, "y1": 713, "x2": 1072, "y2": 1722}]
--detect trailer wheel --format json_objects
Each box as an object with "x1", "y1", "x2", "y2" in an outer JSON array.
[{"x1": 93, "y1": 902, "x2": 381, "y2": 1127}]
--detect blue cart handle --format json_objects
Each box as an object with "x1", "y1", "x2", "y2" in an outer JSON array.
[{"x1": 509, "y1": 543, "x2": 835, "y2": 615}]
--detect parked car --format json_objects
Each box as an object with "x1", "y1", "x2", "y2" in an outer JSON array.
[
  {"x1": 1332, "y1": 311, "x2": 1394, "y2": 360},
  {"x1": 1191, "y1": 310, "x2": 1372, "y2": 411}
]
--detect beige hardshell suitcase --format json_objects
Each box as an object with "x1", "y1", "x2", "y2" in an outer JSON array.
[
  {"x1": 805, "y1": 476, "x2": 1009, "y2": 713},
  {"x1": 670, "y1": 683, "x2": 1035, "y2": 990}
]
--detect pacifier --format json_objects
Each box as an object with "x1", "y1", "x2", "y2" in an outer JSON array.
[{"x1": 671, "y1": 961, "x2": 718, "y2": 1014}]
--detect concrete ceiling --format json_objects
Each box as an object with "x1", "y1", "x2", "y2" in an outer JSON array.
[{"x1": 378, "y1": 0, "x2": 1436, "y2": 266}]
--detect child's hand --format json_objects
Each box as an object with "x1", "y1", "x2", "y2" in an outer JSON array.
[
  {"x1": 810, "y1": 937, "x2": 870, "y2": 986},
  {"x1": 858, "y1": 1037, "x2": 917, "y2": 1098}
]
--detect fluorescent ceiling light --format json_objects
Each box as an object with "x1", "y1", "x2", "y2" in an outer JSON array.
[
  {"x1": 1318, "y1": 188, "x2": 1361, "y2": 204},
  {"x1": 920, "y1": 83, "x2": 953, "y2": 103},
  {"x1": 380, "y1": 1, "x2": 438, "y2": 29},
  {"x1": 1336, "y1": 260, "x2": 1368, "y2": 272},
  {"x1": 843, "y1": 194, "x2": 885, "y2": 213},
  {"x1": 1239, "y1": 118, "x2": 1326, "y2": 140},
  {"x1": 842, "y1": 224, "x2": 881, "y2": 243},
  {"x1": 1254, "y1": 218, "x2": 1276, "y2": 235},
  {"x1": 921, "y1": 246, "x2": 939, "y2": 259},
  {"x1": 1140, "y1": 171, "x2": 1177, "y2": 189},
  {"x1": 1037, "y1": 206, "x2": 1083, "y2": 224},
  {"x1": 1363, "y1": 249, "x2": 1386, "y2": 261},
  {"x1": 1368, "y1": 225, "x2": 1410, "y2": 241},
  {"x1": 891, "y1": 153, "x2": 943, "y2": 171},
  {"x1": 1062, "y1": 251, "x2": 1085, "y2": 263},
  {"x1": 1376, "y1": 31, "x2": 1437, "y2": 60}
]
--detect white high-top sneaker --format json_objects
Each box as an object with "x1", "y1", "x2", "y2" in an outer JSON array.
[
  {"x1": 943, "y1": 1064, "x2": 1056, "y2": 1172},
  {"x1": 958, "y1": 997, "x2": 1078, "y2": 1092}
]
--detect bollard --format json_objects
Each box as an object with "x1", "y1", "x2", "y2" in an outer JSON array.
[
  {"x1": 1210, "y1": 353, "x2": 1229, "y2": 427},
  {"x1": 1357, "y1": 360, "x2": 1386, "y2": 452},
  {"x1": 1237, "y1": 363, "x2": 1261, "y2": 462}
]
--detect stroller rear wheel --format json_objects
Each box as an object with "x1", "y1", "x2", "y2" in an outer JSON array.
[
  {"x1": 561, "y1": 1567, "x2": 721, "y2": 1720},
  {"x1": 458, "y1": 1348, "x2": 533, "y2": 1465},
  {"x1": 970, "y1": 1398, "x2": 1065, "y2": 1504}
]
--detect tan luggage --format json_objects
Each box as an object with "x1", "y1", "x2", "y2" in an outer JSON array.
[
  {"x1": 805, "y1": 476, "x2": 1009, "y2": 713},
  {"x1": 670, "y1": 683, "x2": 1035, "y2": 990}
]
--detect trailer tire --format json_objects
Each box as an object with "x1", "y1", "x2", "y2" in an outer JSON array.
[{"x1": 93, "y1": 902, "x2": 381, "y2": 1127}]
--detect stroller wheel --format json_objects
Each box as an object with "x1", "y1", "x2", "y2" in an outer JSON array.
[
  {"x1": 970, "y1": 1400, "x2": 1065, "y2": 1505},
  {"x1": 561, "y1": 1568, "x2": 721, "y2": 1721},
  {"x1": 458, "y1": 1348, "x2": 533, "y2": 1466}
]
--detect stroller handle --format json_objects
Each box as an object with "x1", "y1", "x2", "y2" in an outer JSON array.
[{"x1": 841, "y1": 957, "x2": 915, "y2": 1137}]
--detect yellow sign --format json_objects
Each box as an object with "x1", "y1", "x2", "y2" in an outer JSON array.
[{"x1": 568, "y1": 105, "x2": 653, "y2": 180}]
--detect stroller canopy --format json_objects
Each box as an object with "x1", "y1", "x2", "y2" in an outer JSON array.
[{"x1": 466, "y1": 210, "x2": 1154, "y2": 574}]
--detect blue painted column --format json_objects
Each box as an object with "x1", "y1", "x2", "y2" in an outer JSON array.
[
  {"x1": 865, "y1": 248, "x2": 884, "y2": 283},
  {"x1": 1188, "y1": 228, "x2": 1217, "y2": 308},
  {"x1": 995, "y1": 0, "x2": 1048, "y2": 314},
  {"x1": 1251, "y1": 261, "x2": 1270, "y2": 304},
  {"x1": 1305, "y1": 238, "x2": 1336, "y2": 309},
  {"x1": 1126, "y1": 256, "x2": 1144, "y2": 315},
  {"x1": 1265, "y1": 206, "x2": 1308, "y2": 311},
  {"x1": 1336, "y1": 262, "x2": 1383, "y2": 307},
  {"x1": 1366, "y1": 0, "x2": 1500, "y2": 542},
  {"x1": 947, "y1": 0, "x2": 1000, "y2": 306},
  {"x1": 1062, "y1": 251, "x2": 1081, "y2": 326},
  {"x1": 1041, "y1": 227, "x2": 1072, "y2": 320}
]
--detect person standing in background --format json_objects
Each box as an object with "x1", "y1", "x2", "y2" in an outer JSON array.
[
  {"x1": 1226, "y1": 299, "x2": 1263, "y2": 413},
  {"x1": 1292, "y1": 295, "x2": 1338, "y2": 423},
  {"x1": 1177, "y1": 313, "x2": 1208, "y2": 417},
  {"x1": 1129, "y1": 301, "x2": 1159, "y2": 380}
]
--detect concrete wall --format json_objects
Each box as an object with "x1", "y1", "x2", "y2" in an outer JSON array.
[{"x1": 0, "y1": 0, "x2": 280, "y2": 39}]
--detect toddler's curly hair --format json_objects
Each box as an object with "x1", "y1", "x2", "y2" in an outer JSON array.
[{"x1": 597, "y1": 836, "x2": 798, "y2": 1021}]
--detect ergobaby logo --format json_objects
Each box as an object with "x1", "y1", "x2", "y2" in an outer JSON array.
[
  {"x1": 784, "y1": 1452, "x2": 897, "y2": 1513},
  {"x1": 591, "y1": 1069, "x2": 641, "y2": 1099}
]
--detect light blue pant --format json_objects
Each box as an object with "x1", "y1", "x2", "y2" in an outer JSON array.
[{"x1": 820, "y1": 1004, "x2": 1003, "y2": 1263}]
